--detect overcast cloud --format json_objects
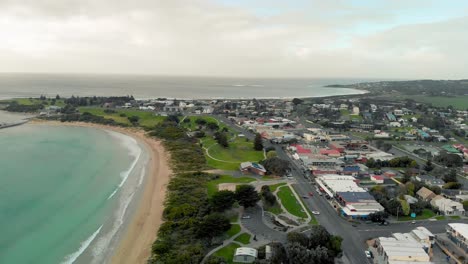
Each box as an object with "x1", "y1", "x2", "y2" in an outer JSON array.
[{"x1": 0, "y1": 0, "x2": 467, "y2": 78}]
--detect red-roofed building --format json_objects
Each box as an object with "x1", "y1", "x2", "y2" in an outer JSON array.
[
  {"x1": 370, "y1": 175, "x2": 384, "y2": 184},
  {"x1": 292, "y1": 144, "x2": 312, "y2": 154},
  {"x1": 384, "y1": 171, "x2": 397, "y2": 178},
  {"x1": 319, "y1": 149, "x2": 341, "y2": 157}
]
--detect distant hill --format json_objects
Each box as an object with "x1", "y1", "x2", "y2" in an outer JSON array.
[{"x1": 326, "y1": 79, "x2": 468, "y2": 96}]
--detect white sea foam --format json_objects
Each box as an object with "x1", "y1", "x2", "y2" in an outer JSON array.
[
  {"x1": 138, "y1": 167, "x2": 146, "y2": 186},
  {"x1": 106, "y1": 131, "x2": 142, "y2": 200},
  {"x1": 91, "y1": 192, "x2": 135, "y2": 263},
  {"x1": 61, "y1": 225, "x2": 103, "y2": 264}
]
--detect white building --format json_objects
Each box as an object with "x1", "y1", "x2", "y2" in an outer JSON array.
[
  {"x1": 374, "y1": 237, "x2": 432, "y2": 264},
  {"x1": 446, "y1": 223, "x2": 468, "y2": 254},
  {"x1": 233, "y1": 247, "x2": 258, "y2": 263},
  {"x1": 430, "y1": 195, "x2": 465, "y2": 216}
]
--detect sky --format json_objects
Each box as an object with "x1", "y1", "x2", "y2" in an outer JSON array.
[{"x1": 1, "y1": 0, "x2": 468, "y2": 79}]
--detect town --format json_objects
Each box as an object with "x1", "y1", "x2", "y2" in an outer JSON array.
[{"x1": 1, "y1": 91, "x2": 467, "y2": 264}]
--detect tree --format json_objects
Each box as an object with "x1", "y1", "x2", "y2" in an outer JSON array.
[
  {"x1": 443, "y1": 182, "x2": 463, "y2": 189},
  {"x1": 382, "y1": 143, "x2": 393, "y2": 152},
  {"x1": 55, "y1": 94, "x2": 61, "y2": 99},
  {"x1": 308, "y1": 225, "x2": 331, "y2": 249},
  {"x1": 287, "y1": 232, "x2": 309, "y2": 247},
  {"x1": 400, "y1": 199, "x2": 410, "y2": 216},
  {"x1": 424, "y1": 160, "x2": 434, "y2": 172},
  {"x1": 128, "y1": 115, "x2": 140, "y2": 124},
  {"x1": 266, "y1": 150, "x2": 277, "y2": 159},
  {"x1": 167, "y1": 115, "x2": 180, "y2": 124},
  {"x1": 206, "y1": 256, "x2": 227, "y2": 264},
  {"x1": 260, "y1": 185, "x2": 277, "y2": 206},
  {"x1": 292, "y1": 98, "x2": 304, "y2": 105},
  {"x1": 409, "y1": 160, "x2": 419, "y2": 168},
  {"x1": 206, "y1": 122, "x2": 219, "y2": 130},
  {"x1": 429, "y1": 185, "x2": 442, "y2": 195},
  {"x1": 235, "y1": 185, "x2": 260, "y2": 208},
  {"x1": 368, "y1": 211, "x2": 389, "y2": 222},
  {"x1": 254, "y1": 133, "x2": 264, "y2": 151},
  {"x1": 443, "y1": 169, "x2": 458, "y2": 183},
  {"x1": 196, "y1": 213, "x2": 231, "y2": 238},
  {"x1": 214, "y1": 132, "x2": 229, "y2": 148},
  {"x1": 210, "y1": 190, "x2": 236, "y2": 212},
  {"x1": 386, "y1": 199, "x2": 403, "y2": 216},
  {"x1": 261, "y1": 157, "x2": 290, "y2": 176},
  {"x1": 463, "y1": 200, "x2": 468, "y2": 211}
]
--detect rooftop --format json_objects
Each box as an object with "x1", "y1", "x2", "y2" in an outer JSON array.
[
  {"x1": 448, "y1": 223, "x2": 468, "y2": 239},
  {"x1": 235, "y1": 247, "x2": 258, "y2": 258},
  {"x1": 378, "y1": 238, "x2": 431, "y2": 258}
]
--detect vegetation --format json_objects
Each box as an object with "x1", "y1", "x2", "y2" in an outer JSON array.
[
  {"x1": 253, "y1": 133, "x2": 264, "y2": 151},
  {"x1": 234, "y1": 233, "x2": 251, "y2": 245},
  {"x1": 205, "y1": 137, "x2": 264, "y2": 170},
  {"x1": 261, "y1": 157, "x2": 290, "y2": 176},
  {"x1": 366, "y1": 156, "x2": 418, "y2": 169},
  {"x1": 235, "y1": 184, "x2": 260, "y2": 208},
  {"x1": 206, "y1": 175, "x2": 256, "y2": 197},
  {"x1": 212, "y1": 242, "x2": 241, "y2": 264},
  {"x1": 283, "y1": 226, "x2": 342, "y2": 264},
  {"x1": 226, "y1": 224, "x2": 241, "y2": 238},
  {"x1": 277, "y1": 186, "x2": 308, "y2": 218},
  {"x1": 78, "y1": 107, "x2": 165, "y2": 127},
  {"x1": 210, "y1": 190, "x2": 236, "y2": 212}
]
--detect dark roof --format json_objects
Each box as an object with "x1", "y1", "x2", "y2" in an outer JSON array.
[
  {"x1": 343, "y1": 166, "x2": 360, "y2": 172},
  {"x1": 336, "y1": 192, "x2": 375, "y2": 203}
]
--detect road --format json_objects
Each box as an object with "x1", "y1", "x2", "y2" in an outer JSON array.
[
  {"x1": 217, "y1": 115, "x2": 371, "y2": 264},
  {"x1": 216, "y1": 115, "x2": 468, "y2": 264}
]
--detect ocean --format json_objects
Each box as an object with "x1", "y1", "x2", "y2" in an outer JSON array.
[
  {"x1": 0, "y1": 73, "x2": 368, "y2": 99},
  {"x1": 0, "y1": 123, "x2": 148, "y2": 264}
]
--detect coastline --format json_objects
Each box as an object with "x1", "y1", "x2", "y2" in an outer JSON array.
[{"x1": 30, "y1": 120, "x2": 171, "y2": 264}]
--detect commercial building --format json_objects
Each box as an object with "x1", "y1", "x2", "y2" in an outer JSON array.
[
  {"x1": 316, "y1": 175, "x2": 384, "y2": 218},
  {"x1": 373, "y1": 233, "x2": 433, "y2": 264},
  {"x1": 446, "y1": 223, "x2": 468, "y2": 254}
]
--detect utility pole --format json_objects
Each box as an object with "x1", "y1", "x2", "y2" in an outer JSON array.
[{"x1": 396, "y1": 206, "x2": 399, "y2": 221}]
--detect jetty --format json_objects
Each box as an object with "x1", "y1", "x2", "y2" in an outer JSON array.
[{"x1": 0, "y1": 120, "x2": 29, "y2": 130}]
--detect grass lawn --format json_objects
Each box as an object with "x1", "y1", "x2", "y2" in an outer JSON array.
[
  {"x1": 277, "y1": 186, "x2": 308, "y2": 218},
  {"x1": 213, "y1": 242, "x2": 241, "y2": 264},
  {"x1": 226, "y1": 224, "x2": 241, "y2": 238},
  {"x1": 435, "y1": 216, "x2": 445, "y2": 220},
  {"x1": 229, "y1": 213, "x2": 239, "y2": 223},
  {"x1": 408, "y1": 95, "x2": 468, "y2": 110},
  {"x1": 350, "y1": 114, "x2": 363, "y2": 121},
  {"x1": 181, "y1": 116, "x2": 221, "y2": 131},
  {"x1": 269, "y1": 183, "x2": 287, "y2": 192},
  {"x1": 205, "y1": 137, "x2": 264, "y2": 170},
  {"x1": 206, "y1": 175, "x2": 256, "y2": 197},
  {"x1": 78, "y1": 107, "x2": 166, "y2": 127},
  {"x1": 449, "y1": 215, "x2": 461, "y2": 220},
  {"x1": 265, "y1": 203, "x2": 283, "y2": 215},
  {"x1": 398, "y1": 209, "x2": 436, "y2": 221},
  {"x1": 234, "y1": 233, "x2": 251, "y2": 245}
]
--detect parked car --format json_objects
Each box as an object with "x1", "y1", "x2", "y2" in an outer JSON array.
[
  {"x1": 308, "y1": 192, "x2": 314, "y2": 197},
  {"x1": 302, "y1": 196, "x2": 309, "y2": 199},
  {"x1": 365, "y1": 251, "x2": 372, "y2": 258},
  {"x1": 241, "y1": 215, "x2": 251, "y2": 219},
  {"x1": 411, "y1": 220, "x2": 416, "y2": 224},
  {"x1": 312, "y1": 211, "x2": 320, "y2": 215}
]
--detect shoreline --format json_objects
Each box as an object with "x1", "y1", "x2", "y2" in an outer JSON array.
[{"x1": 30, "y1": 120, "x2": 171, "y2": 264}]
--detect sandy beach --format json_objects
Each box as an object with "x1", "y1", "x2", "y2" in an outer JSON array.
[{"x1": 30, "y1": 120, "x2": 171, "y2": 264}]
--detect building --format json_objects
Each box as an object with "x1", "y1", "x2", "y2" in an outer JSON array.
[
  {"x1": 233, "y1": 247, "x2": 258, "y2": 263},
  {"x1": 316, "y1": 175, "x2": 384, "y2": 218},
  {"x1": 446, "y1": 223, "x2": 468, "y2": 254},
  {"x1": 374, "y1": 237, "x2": 432, "y2": 264},
  {"x1": 416, "y1": 187, "x2": 436, "y2": 202},
  {"x1": 415, "y1": 175, "x2": 445, "y2": 188},
  {"x1": 430, "y1": 195, "x2": 465, "y2": 216},
  {"x1": 371, "y1": 175, "x2": 384, "y2": 184},
  {"x1": 240, "y1": 162, "x2": 266, "y2": 176}
]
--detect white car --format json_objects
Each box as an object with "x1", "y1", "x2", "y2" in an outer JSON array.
[
  {"x1": 241, "y1": 215, "x2": 251, "y2": 219},
  {"x1": 312, "y1": 211, "x2": 320, "y2": 215},
  {"x1": 365, "y1": 251, "x2": 372, "y2": 258}
]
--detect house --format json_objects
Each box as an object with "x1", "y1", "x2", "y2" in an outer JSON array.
[
  {"x1": 342, "y1": 165, "x2": 360, "y2": 176},
  {"x1": 240, "y1": 162, "x2": 267, "y2": 176},
  {"x1": 233, "y1": 247, "x2": 258, "y2": 263},
  {"x1": 416, "y1": 187, "x2": 436, "y2": 201},
  {"x1": 370, "y1": 175, "x2": 384, "y2": 184},
  {"x1": 415, "y1": 175, "x2": 445, "y2": 188},
  {"x1": 430, "y1": 195, "x2": 465, "y2": 216},
  {"x1": 446, "y1": 223, "x2": 468, "y2": 254}
]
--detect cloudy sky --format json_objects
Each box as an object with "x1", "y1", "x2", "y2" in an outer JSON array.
[{"x1": 1, "y1": 0, "x2": 467, "y2": 78}]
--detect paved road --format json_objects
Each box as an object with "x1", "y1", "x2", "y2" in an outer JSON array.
[
  {"x1": 241, "y1": 205, "x2": 287, "y2": 243},
  {"x1": 216, "y1": 115, "x2": 370, "y2": 264}
]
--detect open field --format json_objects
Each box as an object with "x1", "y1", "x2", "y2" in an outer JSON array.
[
  {"x1": 234, "y1": 233, "x2": 251, "y2": 244},
  {"x1": 78, "y1": 107, "x2": 166, "y2": 127},
  {"x1": 270, "y1": 182, "x2": 287, "y2": 192},
  {"x1": 181, "y1": 115, "x2": 221, "y2": 130},
  {"x1": 277, "y1": 186, "x2": 308, "y2": 218},
  {"x1": 213, "y1": 242, "x2": 241, "y2": 264},
  {"x1": 205, "y1": 137, "x2": 264, "y2": 170},
  {"x1": 206, "y1": 175, "x2": 256, "y2": 197},
  {"x1": 409, "y1": 95, "x2": 468, "y2": 110}
]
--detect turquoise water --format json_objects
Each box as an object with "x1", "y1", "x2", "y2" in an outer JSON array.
[{"x1": 0, "y1": 125, "x2": 137, "y2": 264}]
